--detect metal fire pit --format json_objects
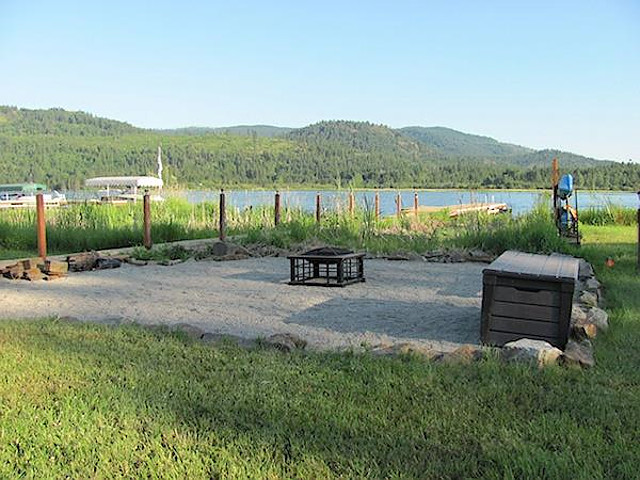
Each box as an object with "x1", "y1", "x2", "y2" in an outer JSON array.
[{"x1": 288, "y1": 247, "x2": 365, "y2": 287}]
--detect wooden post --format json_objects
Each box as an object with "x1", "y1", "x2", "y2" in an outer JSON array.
[
  {"x1": 374, "y1": 191, "x2": 380, "y2": 221},
  {"x1": 413, "y1": 191, "x2": 419, "y2": 217},
  {"x1": 274, "y1": 191, "x2": 281, "y2": 226},
  {"x1": 315, "y1": 193, "x2": 321, "y2": 223},
  {"x1": 396, "y1": 193, "x2": 402, "y2": 219},
  {"x1": 348, "y1": 192, "x2": 355, "y2": 217},
  {"x1": 552, "y1": 157, "x2": 560, "y2": 227},
  {"x1": 219, "y1": 189, "x2": 226, "y2": 241},
  {"x1": 143, "y1": 192, "x2": 152, "y2": 249},
  {"x1": 35, "y1": 193, "x2": 47, "y2": 259},
  {"x1": 552, "y1": 157, "x2": 559, "y2": 187}
]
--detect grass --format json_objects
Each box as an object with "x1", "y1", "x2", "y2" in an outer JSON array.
[
  {"x1": 1, "y1": 200, "x2": 569, "y2": 261},
  {"x1": 580, "y1": 204, "x2": 637, "y2": 226},
  {"x1": 0, "y1": 222, "x2": 639, "y2": 478}
]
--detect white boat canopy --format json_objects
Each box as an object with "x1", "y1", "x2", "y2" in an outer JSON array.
[{"x1": 85, "y1": 176, "x2": 163, "y2": 189}]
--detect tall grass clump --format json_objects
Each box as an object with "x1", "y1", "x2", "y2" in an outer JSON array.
[
  {"x1": 580, "y1": 203, "x2": 636, "y2": 226},
  {"x1": 0, "y1": 198, "x2": 217, "y2": 254},
  {"x1": 450, "y1": 204, "x2": 569, "y2": 254}
]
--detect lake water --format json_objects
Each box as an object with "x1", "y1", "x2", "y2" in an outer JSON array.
[{"x1": 177, "y1": 189, "x2": 638, "y2": 216}]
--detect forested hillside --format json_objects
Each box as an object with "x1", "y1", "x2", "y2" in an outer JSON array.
[{"x1": 0, "y1": 106, "x2": 638, "y2": 190}]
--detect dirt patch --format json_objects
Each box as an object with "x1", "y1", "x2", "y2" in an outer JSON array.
[{"x1": 0, "y1": 258, "x2": 484, "y2": 352}]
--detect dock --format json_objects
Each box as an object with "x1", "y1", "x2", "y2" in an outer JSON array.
[
  {"x1": 402, "y1": 202, "x2": 509, "y2": 217},
  {"x1": 0, "y1": 199, "x2": 66, "y2": 209}
]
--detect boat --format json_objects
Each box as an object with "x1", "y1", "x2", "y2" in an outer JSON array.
[
  {"x1": 84, "y1": 176, "x2": 164, "y2": 204},
  {"x1": 0, "y1": 183, "x2": 66, "y2": 209},
  {"x1": 83, "y1": 146, "x2": 165, "y2": 204}
]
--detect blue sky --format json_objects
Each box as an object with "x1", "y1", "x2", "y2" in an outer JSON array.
[{"x1": 1, "y1": 0, "x2": 638, "y2": 161}]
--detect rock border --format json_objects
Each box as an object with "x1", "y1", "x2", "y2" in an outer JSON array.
[{"x1": 19, "y1": 246, "x2": 607, "y2": 369}]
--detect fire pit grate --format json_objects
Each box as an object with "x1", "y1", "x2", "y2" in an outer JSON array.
[{"x1": 288, "y1": 247, "x2": 365, "y2": 287}]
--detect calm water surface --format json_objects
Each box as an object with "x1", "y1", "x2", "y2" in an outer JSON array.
[{"x1": 179, "y1": 189, "x2": 638, "y2": 216}]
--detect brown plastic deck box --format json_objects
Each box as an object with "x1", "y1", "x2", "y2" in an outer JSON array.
[{"x1": 481, "y1": 251, "x2": 579, "y2": 348}]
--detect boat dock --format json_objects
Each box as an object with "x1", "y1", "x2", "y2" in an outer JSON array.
[{"x1": 402, "y1": 202, "x2": 509, "y2": 217}]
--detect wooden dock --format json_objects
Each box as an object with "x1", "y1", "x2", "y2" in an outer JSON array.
[
  {"x1": 0, "y1": 199, "x2": 66, "y2": 209},
  {"x1": 402, "y1": 202, "x2": 509, "y2": 217}
]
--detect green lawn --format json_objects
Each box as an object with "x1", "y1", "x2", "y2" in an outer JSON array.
[{"x1": 0, "y1": 226, "x2": 638, "y2": 479}]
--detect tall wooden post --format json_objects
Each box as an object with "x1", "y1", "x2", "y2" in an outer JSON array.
[
  {"x1": 143, "y1": 193, "x2": 152, "y2": 249},
  {"x1": 348, "y1": 192, "x2": 355, "y2": 217},
  {"x1": 552, "y1": 158, "x2": 560, "y2": 225},
  {"x1": 413, "y1": 191, "x2": 419, "y2": 217},
  {"x1": 396, "y1": 193, "x2": 402, "y2": 219},
  {"x1": 35, "y1": 193, "x2": 47, "y2": 259},
  {"x1": 374, "y1": 191, "x2": 380, "y2": 221},
  {"x1": 219, "y1": 189, "x2": 226, "y2": 241},
  {"x1": 274, "y1": 191, "x2": 281, "y2": 226},
  {"x1": 315, "y1": 193, "x2": 321, "y2": 223}
]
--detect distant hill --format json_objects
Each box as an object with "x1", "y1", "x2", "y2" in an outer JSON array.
[
  {"x1": 158, "y1": 125, "x2": 293, "y2": 137},
  {"x1": 288, "y1": 120, "x2": 437, "y2": 157},
  {"x1": 1, "y1": 106, "x2": 636, "y2": 190},
  {"x1": 399, "y1": 126, "x2": 610, "y2": 167},
  {"x1": 0, "y1": 106, "x2": 140, "y2": 136},
  {"x1": 400, "y1": 126, "x2": 532, "y2": 158}
]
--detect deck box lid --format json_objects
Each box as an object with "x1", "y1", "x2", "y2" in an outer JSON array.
[{"x1": 483, "y1": 251, "x2": 579, "y2": 283}]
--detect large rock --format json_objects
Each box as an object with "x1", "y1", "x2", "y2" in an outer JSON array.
[
  {"x1": 578, "y1": 259, "x2": 595, "y2": 281},
  {"x1": 586, "y1": 307, "x2": 609, "y2": 332},
  {"x1": 563, "y1": 339, "x2": 595, "y2": 368},
  {"x1": 579, "y1": 291, "x2": 598, "y2": 308},
  {"x1": 434, "y1": 344, "x2": 484, "y2": 364},
  {"x1": 584, "y1": 277, "x2": 601, "y2": 293},
  {"x1": 210, "y1": 241, "x2": 233, "y2": 257},
  {"x1": 501, "y1": 339, "x2": 562, "y2": 367},
  {"x1": 264, "y1": 333, "x2": 307, "y2": 352},
  {"x1": 572, "y1": 322, "x2": 598, "y2": 340},
  {"x1": 570, "y1": 303, "x2": 588, "y2": 325}
]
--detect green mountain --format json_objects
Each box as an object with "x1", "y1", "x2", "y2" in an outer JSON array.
[
  {"x1": 0, "y1": 106, "x2": 140, "y2": 136},
  {"x1": 399, "y1": 126, "x2": 610, "y2": 167},
  {"x1": 400, "y1": 126, "x2": 532, "y2": 157},
  {"x1": 158, "y1": 125, "x2": 293, "y2": 137},
  {"x1": 0, "y1": 106, "x2": 637, "y2": 190}
]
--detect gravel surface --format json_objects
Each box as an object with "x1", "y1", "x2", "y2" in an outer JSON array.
[{"x1": 0, "y1": 257, "x2": 485, "y2": 352}]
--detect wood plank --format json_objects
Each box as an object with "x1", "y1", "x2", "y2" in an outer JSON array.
[
  {"x1": 489, "y1": 316, "x2": 561, "y2": 337},
  {"x1": 484, "y1": 250, "x2": 578, "y2": 282},
  {"x1": 493, "y1": 275, "x2": 566, "y2": 292},
  {"x1": 491, "y1": 301, "x2": 560, "y2": 322},
  {"x1": 493, "y1": 285, "x2": 560, "y2": 306}
]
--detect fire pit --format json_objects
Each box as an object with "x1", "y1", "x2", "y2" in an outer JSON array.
[{"x1": 288, "y1": 247, "x2": 365, "y2": 287}]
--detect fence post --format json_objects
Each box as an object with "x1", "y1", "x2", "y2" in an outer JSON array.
[
  {"x1": 374, "y1": 191, "x2": 380, "y2": 221},
  {"x1": 36, "y1": 193, "x2": 47, "y2": 259},
  {"x1": 552, "y1": 158, "x2": 559, "y2": 226},
  {"x1": 348, "y1": 192, "x2": 355, "y2": 217},
  {"x1": 396, "y1": 193, "x2": 402, "y2": 219},
  {"x1": 219, "y1": 188, "x2": 226, "y2": 241},
  {"x1": 143, "y1": 192, "x2": 152, "y2": 249},
  {"x1": 274, "y1": 191, "x2": 281, "y2": 226},
  {"x1": 414, "y1": 191, "x2": 419, "y2": 218},
  {"x1": 316, "y1": 193, "x2": 321, "y2": 223}
]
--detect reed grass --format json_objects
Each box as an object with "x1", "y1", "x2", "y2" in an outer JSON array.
[
  {"x1": 0, "y1": 196, "x2": 574, "y2": 260},
  {"x1": 580, "y1": 204, "x2": 637, "y2": 226}
]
